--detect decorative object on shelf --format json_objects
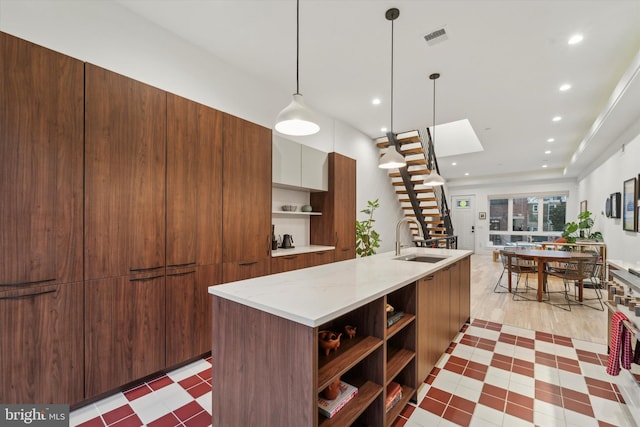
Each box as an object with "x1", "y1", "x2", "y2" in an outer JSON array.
[
  {"x1": 422, "y1": 73, "x2": 445, "y2": 186},
  {"x1": 561, "y1": 210, "x2": 602, "y2": 243},
  {"x1": 301, "y1": 204, "x2": 312, "y2": 212},
  {"x1": 378, "y1": 8, "x2": 406, "y2": 169},
  {"x1": 281, "y1": 204, "x2": 297, "y2": 212},
  {"x1": 321, "y1": 376, "x2": 342, "y2": 400},
  {"x1": 274, "y1": 0, "x2": 319, "y2": 136},
  {"x1": 356, "y1": 199, "x2": 381, "y2": 257},
  {"x1": 272, "y1": 225, "x2": 278, "y2": 250},
  {"x1": 386, "y1": 303, "x2": 394, "y2": 313},
  {"x1": 385, "y1": 381, "x2": 403, "y2": 413},
  {"x1": 386, "y1": 310, "x2": 405, "y2": 328},
  {"x1": 623, "y1": 177, "x2": 637, "y2": 232},
  {"x1": 317, "y1": 381, "x2": 358, "y2": 419},
  {"x1": 318, "y1": 330, "x2": 342, "y2": 356},
  {"x1": 344, "y1": 325, "x2": 356, "y2": 339},
  {"x1": 610, "y1": 192, "x2": 621, "y2": 218}
]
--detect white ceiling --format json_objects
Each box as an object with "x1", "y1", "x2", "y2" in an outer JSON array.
[{"x1": 116, "y1": 0, "x2": 640, "y2": 184}]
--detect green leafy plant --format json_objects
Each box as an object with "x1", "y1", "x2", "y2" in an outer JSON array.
[
  {"x1": 561, "y1": 210, "x2": 603, "y2": 243},
  {"x1": 356, "y1": 199, "x2": 382, "y2": 257}
]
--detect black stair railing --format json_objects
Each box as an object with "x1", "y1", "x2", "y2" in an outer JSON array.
[{"x1": 417, "y1": 128, "x2": 455, "y2": 239}]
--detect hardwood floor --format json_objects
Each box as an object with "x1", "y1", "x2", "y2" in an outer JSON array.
[{"x1": 470, "y1": 253, "x2": 607, "y2": 344}]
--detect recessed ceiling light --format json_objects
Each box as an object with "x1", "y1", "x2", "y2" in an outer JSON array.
[
  {"x1": 547, "y1": 138, "x2": 555, "y2": 143},
  {"x1": 545, "y1": 150, "x2": 551, "y2": 154},
  {"x1": 372, "y1": 98, "x2": 381, "y2": 105},
  {"x1": 451, "y1": 162, "x2": 457, "y2": 166},
  {"x1": 552, "y1": 116, "x2": 562, "y2": 122},
  {"x1": 464, "y1": 172, "x2": 469, "y2": 176},
  {"x1": 381, "y1": 127, "x2": 387, "y2": 133},
  {"x1": 559, "y1": 84, "x2": 571, "y2": 92},
  {"x1": 568, "y1": 34, "x2": 583, "y2": 45},
  {"x1": 542, "y1": 164, "x2": 548, "y2": 168}
]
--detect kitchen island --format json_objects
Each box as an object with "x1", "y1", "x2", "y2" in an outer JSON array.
[{"x1": 209, "y1": 247, "x2": 472, "y2": 427}]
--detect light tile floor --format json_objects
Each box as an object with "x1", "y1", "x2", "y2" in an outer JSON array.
[{"x1": 71, "y1": 319, "x2": 638, "y2": 427}]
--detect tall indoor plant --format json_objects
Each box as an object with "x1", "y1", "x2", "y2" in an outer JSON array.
[
  {"x1": 356, "y1": 199, "x2": 382, "y2": 257},
  {"x1": 561, "y1": 210, "x2": 603, "y2": 243}
]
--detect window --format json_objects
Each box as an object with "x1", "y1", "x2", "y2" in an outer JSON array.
[{"x1": 488, "y1": 194, "x2": 566, "y2": 246}]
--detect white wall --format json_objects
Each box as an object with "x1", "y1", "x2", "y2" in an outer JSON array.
[
  {"x1": 578, "y1": 123, "x2": 640, "y2": 263},
  {"x1": 447, "y1": 179, "x2": 579, "y2": 254},
  {"x1": 0, "y1": 0, "x2": 402, "y2": 254}
]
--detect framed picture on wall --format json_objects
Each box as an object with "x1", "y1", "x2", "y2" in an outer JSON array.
[
  {"x1": 580, "y1": 200, "x2": 587, "y2": 214},
  {"x1": 610, "y1": 192, "x2": 621, "y2": 218},
  {"x1": 623, "y1": 178, "x2": 637, "y2": 231}
]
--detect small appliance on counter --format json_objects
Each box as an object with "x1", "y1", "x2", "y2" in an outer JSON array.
[
  {"x1": 280, "y1": 234, "x2": 294, "y2": 249},
  {"x1": 272, "y1": 225, "x2": 278, "y2": 250}
]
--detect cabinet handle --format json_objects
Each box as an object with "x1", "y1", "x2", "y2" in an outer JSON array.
[
  {"x1": 129, "y1": 274, "x2": 164, "y2": 282},
  {"x1": 167, "y1": 261, "x2": 195, "y2": 268},
  {"x1": 129, "y1": 265, "x2": 163, "y2": 272},
  {"x1": 239, "y1": 261, "x2": 258, "y2": 267},
  {"x1": 167, "y1": 270, "x2": 196, "y2": 277},
  {"x1": 283, "y1": 256, "x2": 298, "y2": 260},
  {"x1": 0, "y1": 289, "x2": 56, "y2": 300},
  {"x1": 0, "y1": 278, "x2": 55, "y2": 287},
  {"x1": 424, "y1": 275, "x2": 435, "y2": 281},
  {"x1": 341, "y1": 248, "x2": 350, "y2": 252},
  {"x1": 314, "y1": 252, "x2": 326, "y2": 255}
]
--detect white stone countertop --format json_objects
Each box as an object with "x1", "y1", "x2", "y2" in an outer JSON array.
[
  {"x1": 209, "y1": 247, "x2": 473, "y2": 327},
  {"x1": 608, "y1": 258, "x2": 640, "y2": 271},
  {"x1": 271, "y1": 245, "x2": 335, "y2": 257}
]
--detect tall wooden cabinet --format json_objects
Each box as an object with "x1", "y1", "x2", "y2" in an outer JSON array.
[
  {"x1": 0, "y1": 32, "x2": 84, "y2": 404},
  {"x1": 165, "y1": 94, "x2": 223, "y2": 366},
  {"x1": 310, "y1": 153, "x2": 356, "y2": 261},
  {"x1": 417, "y1": 256, "x2": 471, "y2": 383},
  {"x1": 84, "y1": 64, "x2": 168, "y2": 397},
  {"x1": 222, "y1": 114, "x2": 272, "y2": 282}
]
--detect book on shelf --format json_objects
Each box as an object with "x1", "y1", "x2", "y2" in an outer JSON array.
[
  {"x1": 318, "y1": 381, "x2": 358, "y2": 418},
  {"x1": 385, "y1": 381, "x2": 403, "y2": 412},
  {"x1": 386, "y1": 310, "x2": 405, "y2": 327}
]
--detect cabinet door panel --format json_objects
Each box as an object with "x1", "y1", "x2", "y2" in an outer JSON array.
[
  {"x1": 222, "y1": 114, "x2": 271, "y2": 275},
  {"x1": 167, "y1": 95, "x2": 222, "y2": 268},
  {"x1": 306, "y1": 250, "x2": 334, "y2": 267},
  {"x1": 0, "y1": 282, "x2": 83, "y2": 404},
  {"x1": 85, "y1": 275, "x2": 165, "y2": 398},
  {"x1": 448, "y1": 263, "x2": 461, "y2": 340},
  {"x1": 166, "y1": 264, "x2": 220, "y2": 366},
  {"x1": 271, "y1": 254, "x2": 306, "y2": 274},
  {"x1": 272, "y1": 135, "x2": 301, "y2": 187},
  {"x1": 459, "y1": 256, "x2": 471, "y2": 327},
  {"x1": 0, "y1": 33, "x2": 83, "y2": 285},
  {"x1": 85, "y1": 64, "x2": 166, "y2": 279},
  {"x1": 333, "y1": 154, "x2": 356, "y2": 260},
  {"x1": 223, "y1": 259, "x2": 270, "y2": 283},
  {"x1": 300, "y1": 145, "x2": 328, "y2": 191}
]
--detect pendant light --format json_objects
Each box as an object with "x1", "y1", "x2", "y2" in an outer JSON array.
[
  {"x1": 274, "y1": 0, "x2": 320, "y2": 136},
  {"x1": 423, "y1": 73, "x2": 445, "y2": 186},
  {"x1": 378, "y1": 8, "x2": 406, "y2": 169}
]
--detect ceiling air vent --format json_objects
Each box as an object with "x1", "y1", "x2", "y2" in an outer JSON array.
[{"x1": 424, "y1": 28, "x2": 448, "y2": 46}]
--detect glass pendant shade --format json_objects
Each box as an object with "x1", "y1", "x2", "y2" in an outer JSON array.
[
  {"x1": 378, "y1": 147, "x2": 406, "y2": 169},
  {"x1": 275, "y1": 93, "x2": 320, "y2": 136}
]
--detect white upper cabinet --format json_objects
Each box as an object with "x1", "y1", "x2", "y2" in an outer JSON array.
[{"x1": 272, "y1": 135, "x2": 328, "y2": 191}]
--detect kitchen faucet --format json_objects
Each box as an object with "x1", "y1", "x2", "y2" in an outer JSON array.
[{"x1": 395, "y1": 217, "x2": 424, "y2": 255}]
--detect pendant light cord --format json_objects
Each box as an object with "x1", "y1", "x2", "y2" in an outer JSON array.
[
  {"x1": 296, "y1": 0, "x2": 300, "y2": 95},
  {"x1": 390, "y1": 17, "x2": 394, "y2": 133}
]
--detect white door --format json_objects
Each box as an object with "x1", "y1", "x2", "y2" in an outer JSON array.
[{"x1": 451, "y1": 195, "x2": 476, "y2": 251}]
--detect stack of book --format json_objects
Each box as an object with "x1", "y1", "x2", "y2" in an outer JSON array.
[
  {"x1": 385, "y1": 381, "x2": 402, "y2": 412},
  {"x1": 318, "y1": 381, "x2": 358, "y2": 418},
  {"x1": 386, "y1": 310, "x2": 404, "y2": 327}
]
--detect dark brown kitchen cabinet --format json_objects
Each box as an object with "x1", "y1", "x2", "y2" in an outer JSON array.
[
  {"x1": 417, "y1": 270, "x2": 450, "y2": 383},
  {"x1": 0, "y1": 32, "x2": 83, "y2": 287},
  {"x1": 222, "y1": 114, "x2": 272, "y2": 283},
  {"x1": 166, "y1": 94, "x2": 223, "y2": 268},
  {"x1": 271, "y1": 250, "x2": 335, "y2": 274},
  {"x1": 0, "y1": 282, "x2": 83, "y2": 404},
  {"x1": 166, "y1": 264, "x2": 220, "y2": 366},
  {"x1": 84, "y1": 274, "x2": 166, "y2": 398},
  {"x1": 310, "y1": 153, "x2": 357, "y2": 261},
  {"x1": 84, "y1": 64, "x2": 166, "y2": 280}
]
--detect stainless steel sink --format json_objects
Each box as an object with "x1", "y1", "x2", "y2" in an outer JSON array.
[{"x1": 394, "y1": 255, "x2": 448, "y2": 263}]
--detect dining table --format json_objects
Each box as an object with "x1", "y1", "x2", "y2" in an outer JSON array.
[{"x1": 504, "y1": 249, "x2": 594, "y2": 302}]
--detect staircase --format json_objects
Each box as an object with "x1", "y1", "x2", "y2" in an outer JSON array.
[{"x1": 377, "y1": 129, "x2": 456, "y2": 248}]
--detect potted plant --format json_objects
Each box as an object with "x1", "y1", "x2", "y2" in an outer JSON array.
[
  {"x1": 355, "y1": 199, "x2": 382, "y2": 257},
  {"x1": 561, "y1": 210, "x2": 603, "y2": 243}
]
